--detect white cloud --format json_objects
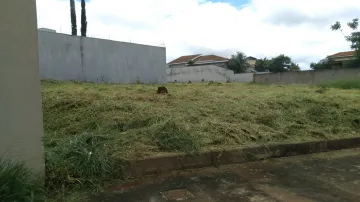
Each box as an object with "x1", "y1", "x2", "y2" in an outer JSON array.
[{"x1": 36, "y1": 0, "x2": 360, "y2": 69}]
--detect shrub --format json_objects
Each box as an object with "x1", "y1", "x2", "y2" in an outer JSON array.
[
  {"x1": 0, "y1": 157, "x2": 44, "y2": 202},
  {"x1": 45, "y1": 133, "x2": 120, "y2": 189}
]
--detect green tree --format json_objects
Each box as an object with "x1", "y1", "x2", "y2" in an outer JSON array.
[
  {"x1": 226, "y1": 52, "x2": 249, "y2": 73},
  {"x1": 310, "y1": 58, "x2": 333, "y2": 70},
  {"x1": 186, "y1": 59, "x2": 195, "y2": 66},
  {"x1": 288, "y1": 63, "x2": 301, "y2": 71},
  {"x1": 254, "y1": 57, "x2": 270, "y2": 72},
  {"x1": 70, "y1": 0, "x2": 77, "y2": 36},
  {"x1": 331, "y1": 18, "x2": 360, "y2": 58},
  {"x1": 343, "y1": 58, "x2": 360, "y2": 68},
  {"x1": 267, "y1": 54, "x2": 299, "y2": 73},
  {"x1": 81, "y1": 0, "x2": 87, "y2": 37}
]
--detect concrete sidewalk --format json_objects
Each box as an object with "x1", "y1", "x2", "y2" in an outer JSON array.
[{"x1": 91, "y1": 148, "x2": 360, "y2": 202}]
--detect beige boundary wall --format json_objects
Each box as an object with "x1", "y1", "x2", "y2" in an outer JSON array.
[
  {"x1": 0, "y1": 0, "x2": 44, "y2": 174},
  {"x1": 253, "y1": 68, "x2": 360, "y2": 85},
  {"x1": 167, "y1": 65, "x2": 254, "y2": 83}
]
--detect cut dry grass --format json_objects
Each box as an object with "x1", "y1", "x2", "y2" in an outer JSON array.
[
  {"x1": 42, "y1": 80, "x2": 360, "y2": 190},
  {"x1": 42, "y1": 81, "x2": 360, "y2": 157}
]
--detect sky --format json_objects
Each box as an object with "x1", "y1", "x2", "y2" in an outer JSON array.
[{"x1": 36, "y1": 0, "x2": 360, "y2": 69}]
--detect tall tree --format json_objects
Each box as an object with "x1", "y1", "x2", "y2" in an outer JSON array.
[
  {"x1": 288, "y1": 63, "x2": 301, "y2": 71},
  {"x1": 254, "y1": 57, "x2": 270, "y2": 72},
  {"x1": 81, "y1": 0, "x2": 87, "y2": 37},
  {"x1": 70, "y1": 0, "x2": 77, "y2": 35},
  {"x1": 267, "y1": 54, "x2": 299, "y2": 73},
  {"x1": 226, "y1": 52, "x2": 249, "y2": 73},
  {"x1": 310, "y1": 58, "x2": 333, "y2": 70},
  {"x1": 331, "y1": 18, "x2": 360, "y2": 58}
]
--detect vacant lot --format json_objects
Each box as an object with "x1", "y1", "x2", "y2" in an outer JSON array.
[{"x1": 42, "y1": 80, "x2": 360, "y2": 159}]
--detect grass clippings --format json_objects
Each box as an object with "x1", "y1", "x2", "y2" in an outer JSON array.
[{"x1": 41, "y1": 80, "x2": 360, "y2": 199}]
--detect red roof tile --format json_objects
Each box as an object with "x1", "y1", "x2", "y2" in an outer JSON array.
[
  {"x1": 329, "y1": 51, "x2": 356, "y2": 58},
  {"x1": 195, "y1": 55, "x2": 229, "y2": 62},
  {"x1": 168, "y1": 54, "x2": 201, "y2": 64},
  {"x1": 168, "y1": 54, "x2": 229, "y2": 65}
]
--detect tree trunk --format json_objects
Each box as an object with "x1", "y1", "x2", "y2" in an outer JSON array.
[
  {"x1": 81, "y1": 0, "x2": 87, "y2": 37},
  {"x1": 70, "y1": 0, "x2": 77, "y2": 35}
]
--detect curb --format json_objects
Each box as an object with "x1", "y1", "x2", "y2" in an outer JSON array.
[{"x1": 123, "y1": 137, "x2": 360, "y2": 178}]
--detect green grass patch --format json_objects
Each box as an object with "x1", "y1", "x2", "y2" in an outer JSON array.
[
  {"x1": 0, "y1": 158, "x2": 44, "y2": 202},
  {"x1": 319, "y1": 79, "x2": 360, "y2": 90},
  {"x1": 45, "y1": 133, "x2": 121, "y2": 189}
]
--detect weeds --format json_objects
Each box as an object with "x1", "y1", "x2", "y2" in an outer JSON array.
[
  {"x1": 45, "y1": 133, "x2": 120, "y2": 190},
  {"x1": 0, "y1": 157, "x2": 44, "y2": 202}
]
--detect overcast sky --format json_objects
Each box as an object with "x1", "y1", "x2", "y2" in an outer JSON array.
[{"x1": 36, "y1": 0, "x2": 360, "y2": 69}]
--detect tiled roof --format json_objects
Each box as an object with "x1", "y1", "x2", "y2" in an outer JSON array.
[
  {"x1": 168, "y1": 54, "x2": 201, "y2": 64},
  {"x1": 195, "y1": 55, "x2": 229, "y2": 62},
  {"x1": 329, "y1": 51, "x2": 356, "y2": 58},
  {"x1": 168, "y1": 54, "x2": 229, "y2": 65}
]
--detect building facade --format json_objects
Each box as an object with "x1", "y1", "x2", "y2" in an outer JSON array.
[{"x1": 328, "y1": 51, "x2": 357, "y2": 69}]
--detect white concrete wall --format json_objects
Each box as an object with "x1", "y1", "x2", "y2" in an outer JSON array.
[
  {"x1": 253, "y1": 68, "x2": 360, "y2": 85},
  {"x1": 0, "y1": 0, "x2": 44, "y2": 174},
  {"x1": 38, "y1": 31, "x2": 166, "y2": 84},
  {"x1": 166, "y1": 65, "x2": 253, "y2": 83}
]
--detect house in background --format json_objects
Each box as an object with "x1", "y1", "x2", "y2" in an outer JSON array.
[
  {"x1": 328, "y1": 51, "x2": 356, "y2": 69},
  {"x1": 167, "y1": 54, "x2": 229, "y2": 69},
  {"x1": 246, "y1": 56, "x2": 257, "y2": 68},
  {"x1": 168, "y1": 54, "x2": 258, "y2": 72},
  {"x1": 166, "y1": 53, "x2": 258, "y2": 83},
  {"x1": 245, "y1": 56, "x2": 258, "y2": 72}
]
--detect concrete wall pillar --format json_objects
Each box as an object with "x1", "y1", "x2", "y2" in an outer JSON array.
[{"x1": 0, "y1": 0, "x2": 44, "y2": 174}]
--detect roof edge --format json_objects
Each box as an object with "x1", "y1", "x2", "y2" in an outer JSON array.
[
  {"x1": 328, "y1": 50, "x2": 356, "y2": 58},
  {"x1": 168, "y1": 54, "x2": 202, "y2": 65}
]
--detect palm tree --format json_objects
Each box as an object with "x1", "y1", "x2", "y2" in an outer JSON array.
[
  {"x1": 81, "y1": 0, "x2": 87, "y2": 37},
  {"x1": 226, "y1": 52, "x2": 249, "y2": 73},
  {"x1": 70, "y1": 0, "x2": 77, "y2": 35}
]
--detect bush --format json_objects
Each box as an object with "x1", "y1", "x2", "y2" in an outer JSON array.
[
  {"x1": 0, "y1": 157, "x2": 44, "y2": 202},
  {"x1": 320, "y1": 80, "x2": 360, "y2": 90},
  {"x1": 45, "y1": 133, "x2": 120, "y2": 189},
  {"x1": 343, "y1": 58, "x2": 360, "y2": 69}
]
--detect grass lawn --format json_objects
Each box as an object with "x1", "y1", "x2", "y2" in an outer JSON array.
[{"x1": 40, "y1": 80, "x2": 360, "y2": 200}]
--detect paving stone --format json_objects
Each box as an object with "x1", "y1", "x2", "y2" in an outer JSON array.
[{"x1": 160, "y1": 189, "x2": 195, "y2": 201}]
